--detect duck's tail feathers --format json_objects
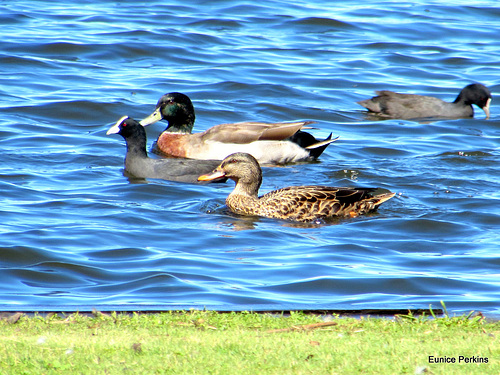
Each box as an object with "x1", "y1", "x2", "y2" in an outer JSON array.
[
  {"x1": 372, "y1": 192, "x2": 396, "y2": 207},
  {"x1": 304, "y1": 133, "x2": 338, "y2": 159}
]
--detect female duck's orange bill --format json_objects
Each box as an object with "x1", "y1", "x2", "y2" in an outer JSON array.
[{"x1": 198, "y1": 169, "x2": 226, "y2": 182}]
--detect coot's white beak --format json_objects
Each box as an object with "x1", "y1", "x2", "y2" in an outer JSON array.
[
  {"x1": 483, "y1": 98, "x2": 491, "y2": 119},
  {"x1": 107, "y1": 115, "x2": 129, "y2": 135}
]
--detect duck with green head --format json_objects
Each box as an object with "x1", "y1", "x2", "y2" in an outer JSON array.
[{"x1": 139, "y1": 92, "x2": 336, "y2": 164}]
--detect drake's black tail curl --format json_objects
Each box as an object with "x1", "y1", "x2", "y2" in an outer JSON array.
[{"x1": 288, "y1": 131, "x2": 335, "y2": 159}]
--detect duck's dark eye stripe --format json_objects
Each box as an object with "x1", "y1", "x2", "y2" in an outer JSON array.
[{"x1": 221, "y1": 158, "x2": 237, "y2": 168}]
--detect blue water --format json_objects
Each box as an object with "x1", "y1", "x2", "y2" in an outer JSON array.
[{"x1": 1, "y1": 1, "x2": 499, "y2": 316}]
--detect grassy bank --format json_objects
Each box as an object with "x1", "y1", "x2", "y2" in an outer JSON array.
[{"x1": 0, "y1": 309, "x2": 498, "y2": 374}]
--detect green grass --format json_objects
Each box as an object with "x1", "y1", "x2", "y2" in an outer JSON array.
[{"x1": 0, "y1": 309, "x2": 498, "y2": 374}]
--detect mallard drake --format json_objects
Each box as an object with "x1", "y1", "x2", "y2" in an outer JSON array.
[
  {"x1": 139, "y1": 92, "x2": 337, "y2": 164},
  {"x1": 198, "y1": 152, "x2": 395, "y2": 222},
  {"x1": 358, "y1": 83, "x2": 491, "y2": 119},
  {"x1": 107, "y1": 116, "x2": 224, "y2": 184}
]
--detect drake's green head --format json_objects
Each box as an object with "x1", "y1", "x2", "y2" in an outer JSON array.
[{"x1": 140, "y1": 92, "x2": 195, "y2": 133}]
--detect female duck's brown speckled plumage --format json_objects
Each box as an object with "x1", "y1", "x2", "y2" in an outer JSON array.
[
  {"x1": 198, "y1": 153, "x2": 395, "y2": 222},
  {"x1": 139, "y1": 92, "x2": 336, "y2": 164}
]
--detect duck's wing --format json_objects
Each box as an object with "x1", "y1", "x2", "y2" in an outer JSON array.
[
  {"x1": 260, "y1": 186, "x2": 394, "y2": 221},
  {"x1": 198, "y1": 121, "x2": 314, "y2": 144}
]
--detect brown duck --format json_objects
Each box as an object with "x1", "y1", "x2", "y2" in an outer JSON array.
[{"x1": 198, "y1": 152, "x2": 395, "y2": 222}]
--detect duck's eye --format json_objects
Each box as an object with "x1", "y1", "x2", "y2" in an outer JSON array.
[{"x1": 222, "y1": 158, "x2": 237, "y2": 167}]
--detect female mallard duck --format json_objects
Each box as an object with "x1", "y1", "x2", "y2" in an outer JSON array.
[
  {"x1": 139, "y1": 92, "x2": 336, "y2": 164},
  {"x1": 198, "y1": 152, "x2": 395, "y2": 222},
  {"x1": 358, "y1": 83, "x2": 491, "y2": 119},
  {"x1": 107, "y1": 116, "x2": 224, "y2": 184}
]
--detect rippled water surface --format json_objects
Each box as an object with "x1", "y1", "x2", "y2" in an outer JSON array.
[{"x1": 1, "y1": 1, "x2": 499, "y2": 315}]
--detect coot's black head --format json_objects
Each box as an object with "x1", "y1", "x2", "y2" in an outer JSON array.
[
  {"x1": 107, "y1": 116, "x2": 146, "y2": 139},
  {"x1": 456, "y1": 83, "x2": 492, "y2": 117}
]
